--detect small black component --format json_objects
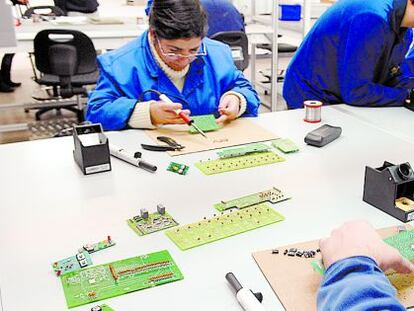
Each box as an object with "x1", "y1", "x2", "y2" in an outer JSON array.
[
  {"x1": 271, "y1": 249, "x2": 279, "y2": 254},
  {"x1": 296, "y1": 251, "x2": 304, "y2": 257},
  {"x1": 283, "y1": 249, "x2": 288, "y2": 255},
  {"x1": 287, "y1": 252, "x2": 295, "y2": 257},
  {"x1": 91, "y1": 306, "x2": 102, "y2": 311},
  {"x1": 134, "y1": 152, "x2": 142, "y2": 159},
  {"x1": 289, "y1": 248, "x2": 297, "y2": 252},
  {"x1": 304, "y1": 124, "x2": 342, "y2": 147}
]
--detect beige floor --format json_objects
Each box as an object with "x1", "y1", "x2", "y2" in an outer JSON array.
[{"x1": 0, "y1": 53, "x2": 289, "y2": 144}]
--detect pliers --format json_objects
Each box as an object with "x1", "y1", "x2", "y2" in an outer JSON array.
[{"x1": 141, "y1": 136, "x2": 185, "y2": 152}]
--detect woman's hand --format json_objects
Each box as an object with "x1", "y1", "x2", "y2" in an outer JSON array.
[
  {"x1": 216, "y1": 94, "x2": 240, "y2": 125},
  {"x1": 150, "y1": 100, "x2": 190, "y2": 125}
]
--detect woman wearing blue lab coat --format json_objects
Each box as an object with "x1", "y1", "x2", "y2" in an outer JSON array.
[
  {"x1": 283, "y1": 0, "x2": 414, "y2": 109},
  {"x1": 87, "y1": 0, "x2": 259, "y2": 131}
]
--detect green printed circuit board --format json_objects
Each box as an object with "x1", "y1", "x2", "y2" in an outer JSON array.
[
  {"x1": 214, "y1": 187, "x2": 290, "y2": 211},
  {"x1": 217, "y1": 143, "x2": 271, "y2": 158},
  {"x1": 384, "y1": 230, "x2": 414, "y2": 260},
  {"x1": 127, "y1": 207, "x2": 178, "y2": 236},
  {"x1": 60, "y1": 250, "x2": 183, "y2": 308},
  {"x1": 189, "y1": 114, "x2": 220, "y2": 134},
  {"x1": 166, "y1": 203, "x2": 285, "y2": 250},
  {"x1": 195, "y1": 152, "x2": 285, "y2": 175}
]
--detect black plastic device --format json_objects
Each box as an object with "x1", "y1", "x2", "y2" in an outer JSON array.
[{"x1": 304, "y1": 124, "x2": 342, "y2": 147}]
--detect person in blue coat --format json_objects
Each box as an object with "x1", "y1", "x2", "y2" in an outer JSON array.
[
  {"x1": 87, "y1": 0, "x2": 259, "y2": 131},
  {"x1": 283, "y1": 0, "x2": 414, "y2": 109},
  {"x1": 317, "y1": 220, "x2": 414, "y2": 310},
  {"x1": 145, "y1": 0, "x2": 245, "y2": 37}
]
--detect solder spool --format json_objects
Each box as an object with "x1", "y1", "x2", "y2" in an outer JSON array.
[{"x1": 304, "y1": 100, "x2": 322, "y2": 123}]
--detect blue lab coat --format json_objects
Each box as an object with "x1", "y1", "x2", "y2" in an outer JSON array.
[
  {"x1": 283, "y1": 0, "x2": 414, "y2": 109},
  {"x1": 318, "y1": 256, "x2": 405, "y2": 311},
  {"x1": 86, "y1": 31, "x2": 260, "y2": 130},
  {"x1": 145, "y1": 0, "x2": 245, "y2": 37}
]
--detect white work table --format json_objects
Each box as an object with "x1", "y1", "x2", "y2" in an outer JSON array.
[
  {"x1": 0, "y1": 106, "x2": 413, "y2": 310},
  {"x1": 332, "y1": 104, "x2": 414, "y2": 144}
]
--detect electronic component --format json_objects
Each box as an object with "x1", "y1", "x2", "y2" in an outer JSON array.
[
  {"x1": 167, "y1": 162, "x2": 189, "y2": 175},
  {"x1": 384, "y1": 230, "x2": 414, "y2": 260},
  {"x1": 91, "y1": 304, "x2": 114, "y2": 311},
  {"x1": 166, "y1": 203, "x2": 285, "y2": 250},
  {"x1": 127, "y1": 206, "x2": 178, "y2": 236},
  {"x1": 271, "y1": 138, "x2": 299, "y2": 153},
  {"x1": 217, "y1": 143, "x2": 271, "y2": 159},
  {"x1": 195, "y1": 152, "x2": 285, "y2": 175},
  {"x1": 189, "y1": 114, "x2": 220, "y2": 134},
  {"x1": 52, "y1": 251, "x2": 92, "y2": 276},
  {"x1": 304, "y1": 124, "x2": 342, "y2": 147},
  {"x1": 61, "y1": 250, "x2": 183, "y2": 308},
  {"x1": 79, "y1": 236, "x2": 115, "y2": 254},
  {"x1": 214, "y1": 187, "x2": 290, "y2": 211}
]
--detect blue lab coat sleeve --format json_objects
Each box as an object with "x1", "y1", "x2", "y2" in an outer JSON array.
[
  {"x1": 87, "y1": 58, "x2": 139, "y2": 131},
  {"x1": 394, "y1": 44, "x2": 414, "y2": 89},
  {"x1": 338, "y1": 14, "x2": 407, "y2": 107},
  {"x1": 317, "y1": 256, "x2": 405, "y2": 311}
]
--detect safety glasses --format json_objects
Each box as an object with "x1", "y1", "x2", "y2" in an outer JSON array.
[{"x1": 155, "y1": 37, "x2": 207, "y2": 61}]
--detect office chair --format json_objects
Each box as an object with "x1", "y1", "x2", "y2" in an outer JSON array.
[
  {"x1": 31, "y1": 29, "x2": 99, "y2": 121},
  {"x1": 23, "y1": 5, "x2": 65, "y2": 19},
  {"x1": 210, "y1": 31, "x2": 249, "y2": 71}
]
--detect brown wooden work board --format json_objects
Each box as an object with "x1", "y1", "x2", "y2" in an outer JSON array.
[{"x1": 252, "y1": 225, "x2": 414, "y2": 311}]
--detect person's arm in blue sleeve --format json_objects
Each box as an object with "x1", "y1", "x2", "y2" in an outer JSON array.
[
  {"x1": 318, "y1": 256, "x2": 405, "y2": 311},
  {"x1": 338, "y1": 14, "x2": 408, "y2": 106},
  {"x1": 317, "y1": 220, "x2": 414, "y2": 311},
  {"x1": 393, "y1": 33, "x2": 414, "y2": 89},
  {"x1": 86, "y1": 59, "x2": 138, "y2": 131}
]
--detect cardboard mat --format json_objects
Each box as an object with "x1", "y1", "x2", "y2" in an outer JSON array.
[
  {"x1": 252, "y1": 225, "x2": 414, "y2": 311},
  {"x1": 145, "y1": 118, "x2": 279, "y2": 156}
]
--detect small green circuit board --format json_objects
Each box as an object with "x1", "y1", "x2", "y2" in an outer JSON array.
[
  {"x1": 217, "y1": 143, "x2": 271, "y2": 159},
  {"x1": 311, "y1": 260, "x2": 326, "y2": 276},
  {"x1": 61, "y1": 250, "x2": 184, "y2": 308},
  {"x1": 166, "y1": 203, "x2": 285, "y2": 250},
  {"x1": 52, "y1": 251, "x2": 93, "y2": 276},
  {"x1": 91, "y1": 304, "x2": 115, "y2": 311},
  {"x1": 384, "y1": 230, "x2": 414, "y2": 260},
  {"x1": 167, "y1": 162, "x2": 189, "y2": 175},
  {"x1": 271, "y1": 138, "x2": 299, "y2": 153},
  {"x1": 214, "y1": 187, "x2": 290, "y2": 211},
  {"x1": 79, "y1": 237, "x2": 115, "y2": 254},
  {"x1": 127, "y1": 211, "x2": 178, "y2": 236},
  {"x1": 189, "y1": 114, "x2": 220, "y2": 134},
  {"x1": 195, "y1": 151, "x2": 285, "y2": 175}
]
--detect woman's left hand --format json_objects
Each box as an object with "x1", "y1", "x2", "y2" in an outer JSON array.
[{"x1": 216, "y1": 94, "x2": 240, "y2": 125}]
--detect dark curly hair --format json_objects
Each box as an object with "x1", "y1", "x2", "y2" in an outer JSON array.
[{"x1": 149, "y1": 0, "x2": 208, "y2": 40}]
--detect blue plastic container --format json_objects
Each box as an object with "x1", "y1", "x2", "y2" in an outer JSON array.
[{"x1": 279, "y1": 4, "x2": 302, "y2": 21}]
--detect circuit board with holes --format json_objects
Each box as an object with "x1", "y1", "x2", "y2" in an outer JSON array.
[
  {"x1": 61, "y1": 250, "x2": 183, "y2": 308},
  {"x1": 127, "y1": 210, "x2": 178, "y2": 236},
  {"x1": 189, "y1": 114, "x2": 220, "y2": 134},
  {"x1": 214, "y1": 187, "x2": 290, "y2": 211},
  {"x1": 384, "y1": 230, "x2": 414, "y2": 260},
  {"x1": 217, "y1": 143, "x2": 271, "y2": 158},
  {"x1": 165, "y1": 203, "x2": 284, "y2": 250},
  {"x1": 195, "y1": 152, "x2": 285, "y2": 175},
  {"x1": 271, "y1": 138, "x2": 299, "y2": 153},
  {"x1": 52, "y1": 251, "x2": 93, "y2": 276}
]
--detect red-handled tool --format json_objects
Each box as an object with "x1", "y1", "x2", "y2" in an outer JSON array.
[{"x1": 159, "y1": 94, "x2": 207, "y2": 138}]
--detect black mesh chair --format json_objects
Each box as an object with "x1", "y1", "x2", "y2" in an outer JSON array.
[
  {"x1": 210, "y1": 31, "x2": 249, "y2": 71},
  {"x1": 31, "y1": 29, "x2": 99, "y2": 121}
]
